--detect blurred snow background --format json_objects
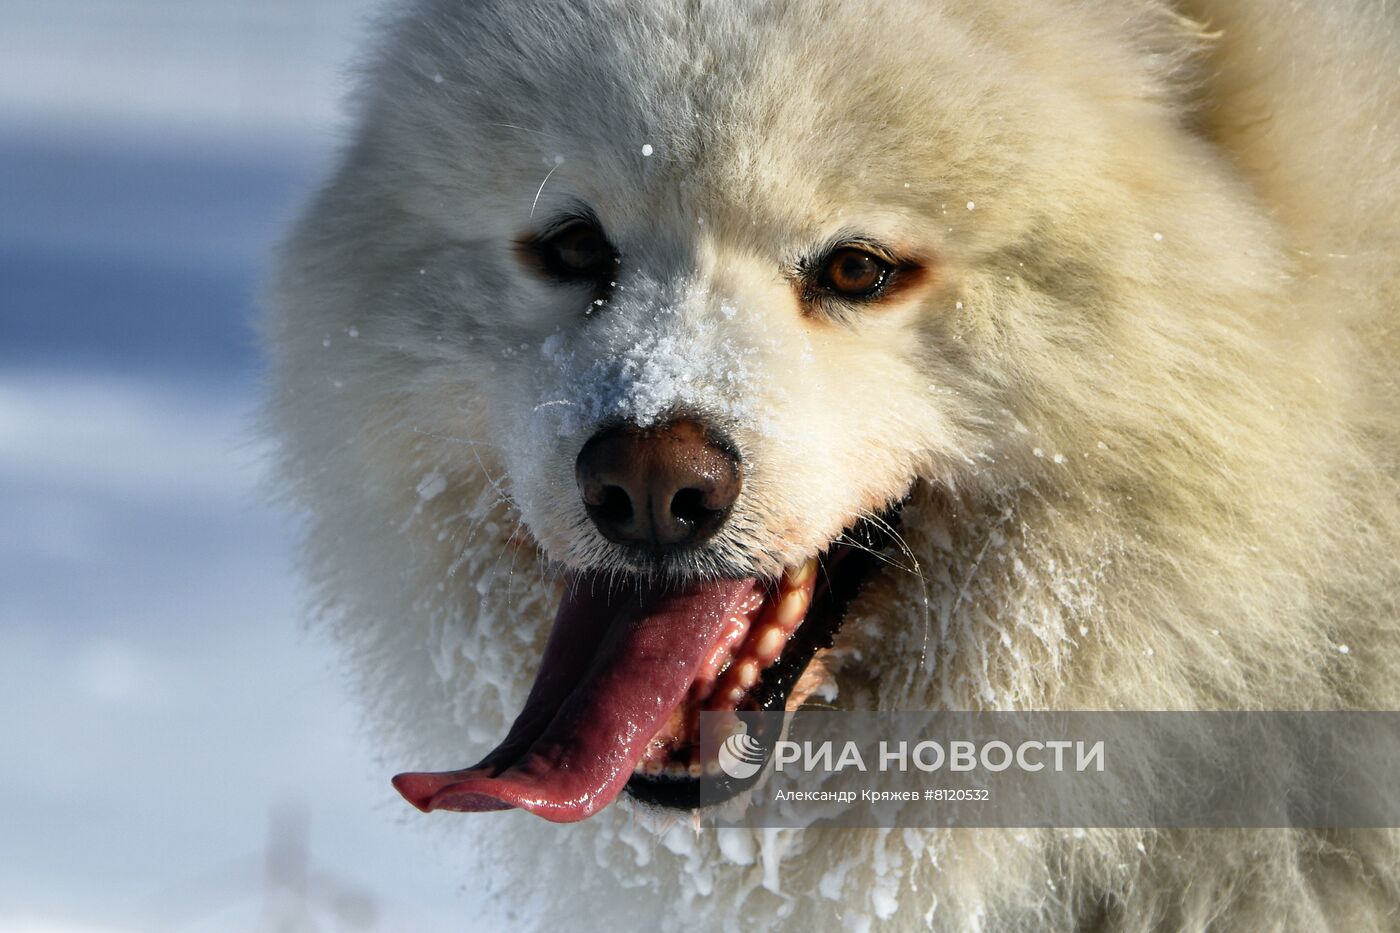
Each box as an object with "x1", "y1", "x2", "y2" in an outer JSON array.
[{"x1": 0, "y1": 2, "x2": 482, "y2": 929}]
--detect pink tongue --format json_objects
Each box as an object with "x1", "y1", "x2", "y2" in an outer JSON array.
[{"x1": 392, "y1": 575, "x2": 757, "y2": 822}]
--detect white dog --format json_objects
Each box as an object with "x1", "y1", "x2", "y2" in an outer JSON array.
[{"x1": 265, "y1": 0, "x2": 1400, "y2": 928}]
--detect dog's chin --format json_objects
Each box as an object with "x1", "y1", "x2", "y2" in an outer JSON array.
[{"x1": 391, "y1": 502, "x2": 906, "y2": 822}]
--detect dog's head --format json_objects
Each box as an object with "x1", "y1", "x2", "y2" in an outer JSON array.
[{"x1": 270, "y1": 0, "x2": 1246, "y2": 821}]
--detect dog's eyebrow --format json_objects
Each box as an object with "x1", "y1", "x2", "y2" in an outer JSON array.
[
  {"x1": 529, "y1": 203, "x2": 604, "y2": 237},
  {"x1": 822, "y1": 232, "x2": 899, "y2": 260},
  {"x1": 792, "y1": 233, "x2": 903, "y2": 279}
]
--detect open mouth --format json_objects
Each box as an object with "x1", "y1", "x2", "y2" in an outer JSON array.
[{"x1": 391, "y1": 508, "x2": 901, "y2": 822}]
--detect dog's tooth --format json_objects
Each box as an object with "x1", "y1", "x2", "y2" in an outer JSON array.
[
  {"x1": 688, "y1": 762, "x2": 702, "y2": 779},
  {"x1": 756, "y1": 625, "x2": 786, "y2": 661},
  {"x1": 665, "y1": 762, "x2": 686, "y2": 779},
  {"x1": 785, "y1": 559, "x2": 817, "y2": 588},
  {"x1": 645, "y1": 760, "x2": 664, "y2": 776},
  {"x1": 737, "y1": 660, "x2": 759, "y2": 689},
  {"x1": 777, "y1": 589, "x2": 809, "y2": 629}
]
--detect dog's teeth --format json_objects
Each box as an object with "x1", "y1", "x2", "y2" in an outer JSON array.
[
  {"x1": 777, "y1": 589, "x2": 809, "y2": 629},
  {"x1": 785, "y1": 559, "x2": 817, "y2": 588},
  {"x1": 665, "y1": 762, "x2": 686, "y2": 778},
  {"x1": 645, "y1": 760, "x2": 664, "y2": 776},
  {"x1": 648, "y1": 563, "x2": 818, "y2": 751},
  {"x1": 756, "y1": 625, "x2": 786, "y2": 662},
  {"x1": 687, "y1": 762, "x2": 702, "y2": 778}
]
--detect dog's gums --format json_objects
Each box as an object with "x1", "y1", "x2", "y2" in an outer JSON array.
[{"x1": 391, "y1": 511, "x2": 900, "y2": 820}]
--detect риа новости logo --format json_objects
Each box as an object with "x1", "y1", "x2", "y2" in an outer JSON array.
[{"x1": 717, "y1": 721, "x2": 769, "y2": 780}]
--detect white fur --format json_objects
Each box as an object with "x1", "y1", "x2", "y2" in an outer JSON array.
[{"x1": 264, "y1": 0, "x2": 1400, "y2": 928}]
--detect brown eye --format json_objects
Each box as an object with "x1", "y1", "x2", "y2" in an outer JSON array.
[
  {"x1": 818, "y1": 247, "x2": 890, "y2": 298},
  {"x1": 532, "y1": 220, "x2": 616, "y2": 282}
]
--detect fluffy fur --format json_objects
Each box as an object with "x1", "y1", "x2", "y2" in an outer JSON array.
[{"x1": 264, "y1": 0, "x2": 1400, "y2": 928}]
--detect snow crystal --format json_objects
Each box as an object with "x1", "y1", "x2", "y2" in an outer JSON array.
[
  {"x1": 966, "y1": 201, "x2": 975, "y2": 210},
  {"x1": 717, "y1": 829, "x2": 756, "y2": 866},
  {"x1": 432, "y1": 72, "x2": 444, "y2": 84},
  {"x1": 531, "y1": 276, "x2": 775, "y2": 439},
  {"x1": 347, "y1": 326, "x2": 359, "y2": 338},
  {"x1": 758, "y1": 829, "x2": 791, "y2": 894},
  {"x1": 540, "y1": 333, "x2": 565, "y2": 360},
  {"x1": 1052, "y1": 453, "x2": 1066, "y2": 465},
  {"x1": 820, "y1": 858, "x2": 861, "y2": 900},
  {"x1": 641, "y1": 143, "x2": 654, "y2": 157},
  {"x1": 1032, "y1": 447, "x2": 1045, "y2": 458},
  {"x1": 1152, "y1": 232, "x2": 1164, "y2": 242},
  {"x1": 416, "y1": 471, "x2": 448, "y2": 502},
  {"x1": 612, "y1": 821, "x2": 655, "y2": 868},
  {"x1": 321, "y1": 336, "x2": 330, "y2": 348},
  {"x1": 660, "y1": 824, "x2": 699, "y2": 858},
  {"x1": 872, "y1": 880, "x2": 900, "y2": 920},
  {"x1": 1338, "y1": 644, "x2": 1351, "y2": 655}
]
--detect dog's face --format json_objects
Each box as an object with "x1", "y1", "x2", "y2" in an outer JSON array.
[
  {"x1": 353, "y1": 0, "x2": 1164, "y2": 578},
  {"x1": 387, "y1": 19, "x2": 991, "y2": 585},
  {"x1": 278, "y1": 0, "x2": 1225, "y2": 821}
]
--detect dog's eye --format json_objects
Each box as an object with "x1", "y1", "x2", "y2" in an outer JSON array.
[
  {"x1": 817, "y1": 247, "x2": 891, "y2": 298},
  {"x1": 532, "y1": 220, "x2": 616, "y2": 283}
]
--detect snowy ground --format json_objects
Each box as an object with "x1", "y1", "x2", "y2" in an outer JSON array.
[{"x1": 0, "y1": 3, "x2": 488, "y2": 930}]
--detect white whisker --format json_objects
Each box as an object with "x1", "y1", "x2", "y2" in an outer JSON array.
[{"x1": 530, "y1": 163, "x2": 559, "y2": 219}]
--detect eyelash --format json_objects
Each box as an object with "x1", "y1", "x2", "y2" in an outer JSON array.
[{"x1": 796, "y1": 242, "x2": 902, "y2": 308}]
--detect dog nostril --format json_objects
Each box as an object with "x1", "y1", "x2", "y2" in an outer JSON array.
[
  {"x1": 668, "y1": 487, "x2": 710, "y2": 527},
  {"x1": 596, "y1": 485, "x2": 633, "y2": 525}
]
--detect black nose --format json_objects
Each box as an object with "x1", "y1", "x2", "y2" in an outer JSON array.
[{"x1": 575, "y1": 419, "x2": 742, "y2": 552}]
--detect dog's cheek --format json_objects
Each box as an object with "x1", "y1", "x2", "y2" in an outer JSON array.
[
  {"x1": 731, "y1": 353, "x2": 932, "y2": 554},
  {"x1": 486, "y1": 390, "x2": 585, "y2": 560}
]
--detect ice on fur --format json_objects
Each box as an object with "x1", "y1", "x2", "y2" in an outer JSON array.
[{"x1": 264, "y1": 0, "x2": 1400, "y2": 928}]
